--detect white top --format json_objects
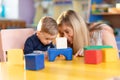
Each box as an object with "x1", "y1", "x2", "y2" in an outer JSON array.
[
  {"x1": 90, "y1": 30, "x2": 103, "y2": 46},
  {"x1": 89, "y1": 24, "x2": 110, "y2": 46}
]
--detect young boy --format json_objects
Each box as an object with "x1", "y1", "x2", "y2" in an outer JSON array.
[{"x1": 24, "y1": 16, "x2": 58, "y2": 57}]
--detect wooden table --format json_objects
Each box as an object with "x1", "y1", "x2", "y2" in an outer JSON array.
[
  {"x1": 0, "y1": 57, "x2": 120, "y2": 80},
  {"x1": 0, "y1": 19, "x2": 26, "y2": 29}
]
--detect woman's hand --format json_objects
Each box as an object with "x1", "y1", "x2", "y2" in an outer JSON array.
[{"x1": 74, "y1": 48, "x2": 84, "y2": 57}]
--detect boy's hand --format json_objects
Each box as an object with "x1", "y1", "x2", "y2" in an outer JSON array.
[
  {"x1": 44, "y1": 51, "x2": 48, "y2": 59},
  {"x1": 33, "y1": 51, "x2": 48, "y2": 59}
]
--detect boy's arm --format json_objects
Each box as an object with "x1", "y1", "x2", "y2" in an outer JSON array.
[{"x1": 24, "y1": 38, "x2": 34, "y2": 54}]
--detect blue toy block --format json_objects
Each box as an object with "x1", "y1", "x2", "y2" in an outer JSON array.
[
  {"x1": 48, "y1": 47, "x2": 73, "y2": 62},
  {"x1": 25, "y1": 53, "x2": 44, "y2": 70}
]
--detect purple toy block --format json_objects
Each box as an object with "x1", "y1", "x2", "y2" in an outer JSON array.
[{"x1": 48, "y1": 47, "x2": 73, "y2": 62}]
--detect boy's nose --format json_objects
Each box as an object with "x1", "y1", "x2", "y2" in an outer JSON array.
[{"x1": 47, "y1": 40, "x2": 52, "y2": 44}]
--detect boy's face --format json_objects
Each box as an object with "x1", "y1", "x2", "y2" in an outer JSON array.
[{"x1": 37, "y1": 31, "x2": 57, "y2": 45}]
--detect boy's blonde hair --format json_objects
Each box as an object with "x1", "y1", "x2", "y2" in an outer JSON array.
[
  {"x1": 57, "y1": 10, "x2": 90, "y2": 54},
  {"x1": 37, "y1": 16, "x2": 58, "y2": 35}
]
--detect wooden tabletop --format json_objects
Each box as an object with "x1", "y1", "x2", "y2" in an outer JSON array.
[{"x1": 0, "y1": 57, "x2": 120, "y2": 80}]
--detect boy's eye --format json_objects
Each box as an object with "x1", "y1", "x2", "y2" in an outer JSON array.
[{"x1": 46, "y1": 38, "x2": 49, "y2": 40}]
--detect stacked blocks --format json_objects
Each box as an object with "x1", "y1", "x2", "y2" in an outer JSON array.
[
  {"x1": 102, "y1": 48, "x2": 119, "y2": 62},
  {"x1": 25, "y1": 53, "x2": 44, "y2": 70},
  {"x1": 48, "y1": 47, "x2": 73, "y2": 62},
  {"x1": 85, "y1": 50, "x2": 102, "y2": 64},
  {"x1": 84, "y1": 45, "x2": 119, "y2": 64}
]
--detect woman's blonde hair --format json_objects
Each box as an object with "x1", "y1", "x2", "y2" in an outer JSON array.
[{"x1": 57, "y1": 10, "x2": 90, "y2": 54}]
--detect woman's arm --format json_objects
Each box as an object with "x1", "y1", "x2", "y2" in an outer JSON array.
[{"x1": 74, "y1": 48, "x2": 84, "y2": 57}]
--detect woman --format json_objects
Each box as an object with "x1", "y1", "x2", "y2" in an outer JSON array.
[
  {"x1": 57, "y1": 10, "x2": 90, "y2": 56},
  {"x1": 57, "y1": 10, "x2": 118, "y2": 57},
  {"x1": 87, "y1": 22, "x2": 117, "y2": 49}
]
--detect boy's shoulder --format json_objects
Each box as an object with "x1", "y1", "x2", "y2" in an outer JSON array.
[{"x1": 27, "y1": 33, "x2": 38, "y2": 40}]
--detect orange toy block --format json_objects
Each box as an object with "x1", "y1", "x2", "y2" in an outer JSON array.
[
  {"x1": 102, "y1": 48, "x2": 119, "y2": 62},
  {"x1": 84, "y1": 50, "x2": 102, "y2": 64}
]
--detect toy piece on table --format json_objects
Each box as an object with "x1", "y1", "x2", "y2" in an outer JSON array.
[
  {"x1": 84, "y1": 45, "x2": 113, "y2": 50},
  {"x1": 56, "y1": 37, "x2": 67, "y2": 49},
  {"x1": 25, "y1": 53, "x2": 44, "y2": 70},
  {"x1": 48, "y1": 47, "x2": 73, "y2": 62},
  {"x1": 84, "y1": 50, "x2": 102, "y2": 64},
  {"x1": 7, "y1": 49, "x2": 24, "y2": 65},
  {"x1": 102, "y1": 48, "x2": 119, "y2": 62},
  {"x1": 48, "y1": 37, "x2": 72, "y2": 62}
]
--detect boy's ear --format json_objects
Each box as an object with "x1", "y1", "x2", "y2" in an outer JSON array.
[{"x1": 36, "y1": 31, "x2": 41, "y2": 36}]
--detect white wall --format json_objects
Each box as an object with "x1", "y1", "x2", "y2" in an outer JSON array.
[{"x1": 4, "y1": 0, "x2": 19, "y2": 19}]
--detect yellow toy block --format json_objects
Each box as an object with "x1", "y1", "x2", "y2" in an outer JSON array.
[
  {"x1": 7, "y1": 49, "x2": 24, "y2": 65},
  {"x1": 102, "y1": 48, "x2": 119, "y2": 62}
]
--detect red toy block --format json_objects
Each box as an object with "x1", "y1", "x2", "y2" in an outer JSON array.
[{"x1": 84, "y1": 50, "x2": 102, "y2": 64}]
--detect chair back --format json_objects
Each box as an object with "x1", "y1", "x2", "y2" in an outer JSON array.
[{"x1": 0, "y1": 28, "x2": 34, "y2": 62}]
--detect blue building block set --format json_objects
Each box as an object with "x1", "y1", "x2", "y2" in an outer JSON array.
[
  {"x1": 24, "y1": 47, "x2": 73, "y2": 70},
  {"x1": 48, "y1": 47, "x2": 73, "y2": 62}
]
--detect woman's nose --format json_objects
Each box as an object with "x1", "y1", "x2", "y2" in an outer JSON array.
[{"x1": 64, "y1": 33, "x2": 68, "y2": 38}]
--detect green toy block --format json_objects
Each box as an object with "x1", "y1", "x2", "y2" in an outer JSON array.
[{"x1": 84, "y1": 45, "x2": 113, "y2": 50}]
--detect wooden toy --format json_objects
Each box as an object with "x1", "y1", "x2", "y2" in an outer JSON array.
[
  {"x1": 102, "y1": 48, "x2": 119, "y2": 62},
  {"x1": 56, "y1": 37, "x2": 67, "y2": 49},
  {"x1": 84, "y1": 50, "x2": 102, "y2": 64},
  {"x1": 25, "y1": 53, "x2": 44, "y2": 70},
  {"x1": 48, "y1": 47, "x2": 72, "y2": 62},
  {"x1": 7, "y1": 49, "x2": 23, "y2": 64},
  {"x1": 84, "y1": 45, "x2": 113, "y2": 50}
]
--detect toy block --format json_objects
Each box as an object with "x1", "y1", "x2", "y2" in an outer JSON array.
[
  {"x1": 84, "y1": 50, "x2": 102, "y2": 64},
  {"x1": 48, "y1": 47, "x2": 72, "y2": 62},
  {"x1": 84, "y1": 45, "x2": 113, "y2": 50},
  {"x1": 102, "y1": 48, "x2": 119, "y2": 62},
  {"x1": 56, "y1": 37, "x2": 67, "y2": 49},
  {"x1": 25, "y1": 53, "x2": 44, "y2": 70},
  {"x1": 7, "y1": 49, "x2": 24, "y2": 65}
]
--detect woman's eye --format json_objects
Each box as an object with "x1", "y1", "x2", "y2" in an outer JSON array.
[{"x1": 66, "y1": 31, "x2": 69, "y2": 34}]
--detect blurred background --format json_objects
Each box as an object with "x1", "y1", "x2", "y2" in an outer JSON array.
[
  {"x1": 0, "y1": 0, "x2": 89, "y2": 28},
  {"x1": 0, "y1": 0, "x2": 120, "y2": 30}
]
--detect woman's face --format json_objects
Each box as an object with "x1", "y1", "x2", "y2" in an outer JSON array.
[{"x1": 58, "y1": 25, "x2": 73, "y2": 44}]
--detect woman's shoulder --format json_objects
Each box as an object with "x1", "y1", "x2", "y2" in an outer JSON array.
[
  {"x1": 101, "y1": 29, "x2": 114, "y2": 38},
  {"x1": 101, "y1": 29, "x2": 118, "y2": 49},
  {"x1": 88, "y1": 22, "x2": 113, "y2": 31},
  {"x1": 98, "y1": 24, "x2": 114, "y2": 34}
]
